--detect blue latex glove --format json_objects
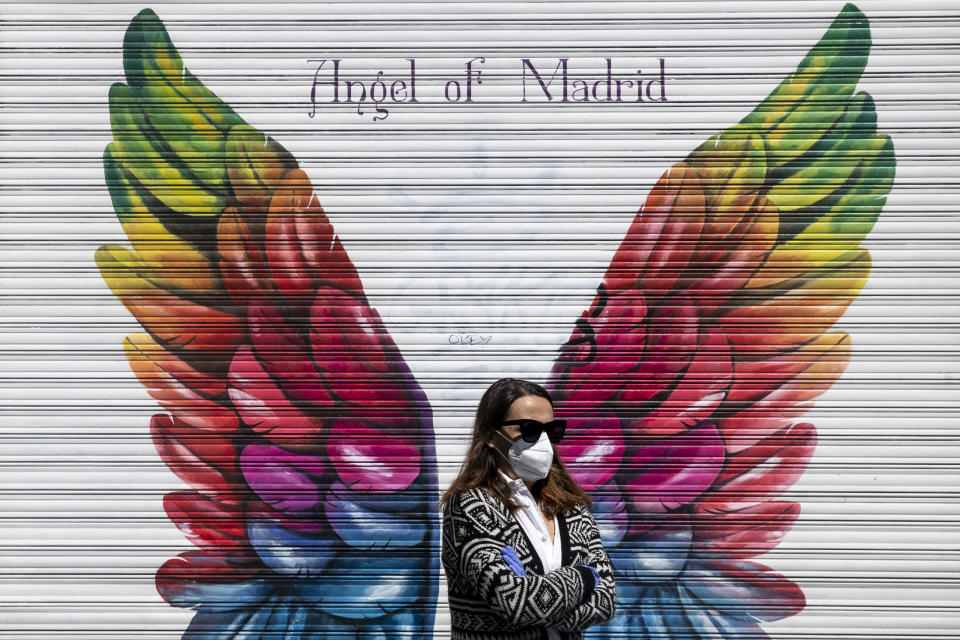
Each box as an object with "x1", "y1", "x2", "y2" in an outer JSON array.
[
  {"x1": 500, "y1": 546, "x2": 528, "y2": 577},
  {"x1": 579, "y1": 564, "x2": 600, "y2": 588}
]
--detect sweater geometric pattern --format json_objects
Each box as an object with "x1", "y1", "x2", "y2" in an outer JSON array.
[{"x1": 442, "y1": 487, "x2": 616, "y2": 640}]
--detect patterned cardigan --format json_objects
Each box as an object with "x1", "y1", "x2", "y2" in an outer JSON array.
[{"x1": 441, "y1": 486, "x2": 617, "y2": 640}]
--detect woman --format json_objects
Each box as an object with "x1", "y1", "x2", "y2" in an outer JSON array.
[{"x1": 440, "y1": 378, "x2": 616, "y2": 640}]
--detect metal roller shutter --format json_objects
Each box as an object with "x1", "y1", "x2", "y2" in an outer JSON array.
[{"x1": 1, "y1": 1, "x2": 957, "y2": 638}]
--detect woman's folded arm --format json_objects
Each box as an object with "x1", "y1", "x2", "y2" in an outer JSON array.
[
  {"x1": 446, "y1": 492, "x2": 592, "y2": 628},
  {"x1": 551, "y1": 507, "x2": 617, "y2": 632}
]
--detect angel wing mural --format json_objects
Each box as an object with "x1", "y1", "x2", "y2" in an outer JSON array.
[
  {"x1": 96, "y1": 4, "x2": 893, "y2": 639},
  {"x1": 96, "y1": 9, "x2": 439, "y2": 637},
  {"x1": 546, "y1": 4, "x2": 894, "y2": 635}
]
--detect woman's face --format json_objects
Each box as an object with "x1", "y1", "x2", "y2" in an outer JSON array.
[{"x1": 487, "y1": 393, "x2": 555, "y2": 454}]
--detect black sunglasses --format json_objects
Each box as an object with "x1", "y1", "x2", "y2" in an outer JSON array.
[{"x1": 500, "y1": 419, "x2": 567, "y2": 444}]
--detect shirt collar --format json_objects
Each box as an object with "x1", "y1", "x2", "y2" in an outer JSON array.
[{"x1": 498, "y1": 470, "x2": 534, "y2": 508}]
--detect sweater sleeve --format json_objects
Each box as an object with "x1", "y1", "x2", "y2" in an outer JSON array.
[
  {"x1": 445, "y1": 490, "x2": 592, "y2": 628},
  {"x1": 551, "y1": 506, "x2": 617, "y2": 632}
]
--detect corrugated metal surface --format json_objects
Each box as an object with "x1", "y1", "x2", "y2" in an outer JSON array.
[{"x1": 1, "y1": 1, "x2": 957, "y2": 638}]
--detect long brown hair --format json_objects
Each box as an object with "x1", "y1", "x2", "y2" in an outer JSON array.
[{"x1": 439, "y1": 378, "x2": 592, "y2": 519}]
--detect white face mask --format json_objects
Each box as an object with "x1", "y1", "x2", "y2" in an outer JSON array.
[{"x1": 495, "y1": 430, "x2": 554, "y2": 482}]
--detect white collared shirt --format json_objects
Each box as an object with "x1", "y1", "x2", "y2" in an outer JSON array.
[{"x1": 499, "y1": 471, "x2": 563, "y2": 639}]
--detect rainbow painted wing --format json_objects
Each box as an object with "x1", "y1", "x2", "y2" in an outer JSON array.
[
  {"x1": 97, "y1": 10, "x2": 438, "y2": 638},
  {"x1": 547, "y1": 4, "x2": 894, "y2": 638}
]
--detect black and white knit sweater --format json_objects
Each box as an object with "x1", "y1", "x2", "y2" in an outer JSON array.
[{"x1": 441, "y1": 486, "x2": 616, "y2": 640}]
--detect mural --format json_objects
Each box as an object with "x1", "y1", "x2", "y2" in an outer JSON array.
[{"x1": 96, "y1": 4, "x2": 894, "y2": 638}]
